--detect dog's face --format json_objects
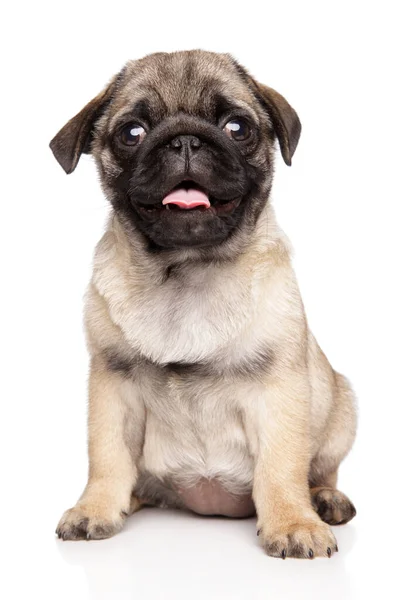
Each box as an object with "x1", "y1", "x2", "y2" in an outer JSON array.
[{"x1": 51, "y1": 51, "x2": 301, "y2": 251}]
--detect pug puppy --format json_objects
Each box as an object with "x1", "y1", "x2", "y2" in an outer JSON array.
[{"x1": 51, "y1": 50, "x2": 357, "y2": 559}]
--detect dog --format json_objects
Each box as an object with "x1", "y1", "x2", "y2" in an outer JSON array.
[{"x1": 51, "y1": 50, "x2": 357, "y2": 559}]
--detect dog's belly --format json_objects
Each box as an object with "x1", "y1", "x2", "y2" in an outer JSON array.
[
  {"x1": 135, "y1": 375, "x2": 262, "y2": 517},
  {"x1": 134, "y1": 471, "x2": 255, "y2": 517},
  {"x1": 176, "y1": 478, "x2": 255, "y2": 517},
  {"x1": 134, "y1": 472, "x2": 255, "y2": 517}
]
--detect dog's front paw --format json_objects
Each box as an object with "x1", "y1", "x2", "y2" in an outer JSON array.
[
  {"x1": 258, "y1": 517, "x2": 338, "y2": 559},
  {"x1": 56, "y1": 503, "x2": 127, "y2": 541}
]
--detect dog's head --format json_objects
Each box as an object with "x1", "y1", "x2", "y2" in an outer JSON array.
[{"x1": 50, "y1": 50, "x2": 300, "y2": 251}]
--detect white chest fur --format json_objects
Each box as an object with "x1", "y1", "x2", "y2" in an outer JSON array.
[{"x1": 93, "y1": 231, "x2": 274, "y2": 366}]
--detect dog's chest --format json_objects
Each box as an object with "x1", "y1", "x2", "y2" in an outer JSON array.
[{"x1": 99, "y1": 257, "x2": 264, "y2": 365}]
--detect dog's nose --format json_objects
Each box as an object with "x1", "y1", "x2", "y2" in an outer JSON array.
[{"x1": 170, "y1": 135, "x2": 201, "y2": 153}]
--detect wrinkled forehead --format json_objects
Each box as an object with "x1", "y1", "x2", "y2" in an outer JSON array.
[{"x1": 107, "y1": 51, "x2": 258, "y2": 130}]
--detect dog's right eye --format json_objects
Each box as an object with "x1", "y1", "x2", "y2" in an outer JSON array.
[{"x1": 120, "y1": 123, "x2": 146, "y2": 146}]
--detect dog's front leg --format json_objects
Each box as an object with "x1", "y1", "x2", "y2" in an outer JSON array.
[
  {"x1": 252, "y1": 368, "x2": 338, "y2": 559},
  {"x1": 56, "y1": 357, "x2": 144, "y2": 540}
]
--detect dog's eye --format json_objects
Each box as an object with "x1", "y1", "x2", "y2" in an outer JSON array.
[
  {"x1": 120, "y1": 123, "x2": 146, "y2": 146},
  {"x1": 223, "y1": 119, "x2": 251, "y2": 142}
]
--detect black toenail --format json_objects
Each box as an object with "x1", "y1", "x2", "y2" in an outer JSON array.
[
  {"x1": 335, "y1": 544, "x2": 339, "y2": 552},
  {"x1": 308, "y1": 549, "x2": 314, "y2": 559},
  {"x1": 327, "y1": 547, "x2": 332, "y2": 557},
  {"x1": 257, "y1": 529, "x2": 261, "y2": 536},
  {"x1": 281, "y1": 549, "x2": 287, "y2": 560}
]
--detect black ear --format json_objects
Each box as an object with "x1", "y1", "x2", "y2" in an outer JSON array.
[
  {"x1": 49, "y1": 75, "x2": 118, "y2": 174},
  {"x1": 251, "y1": 81, "x2": 301, "y2": 166}
]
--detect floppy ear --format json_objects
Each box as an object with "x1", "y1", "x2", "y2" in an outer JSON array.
[
  {"x1": 250, "y1": 80, "x2": 301, "y2": 166},
  {"x1": 49, "y1": 76, "x2": 118, "y2": 174}
]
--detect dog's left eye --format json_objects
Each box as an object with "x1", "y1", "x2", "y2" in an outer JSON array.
[
  {"x1": 120, "y1": 123, "x2": 146, "y2": 146},
  {"x1": 223, "y1": 119, "x2": 251, "y2": 142}
]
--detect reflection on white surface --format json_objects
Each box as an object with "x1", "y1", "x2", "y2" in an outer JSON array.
[{"x1": 53, "y1": 508, "x2": 360, "y2": 600}]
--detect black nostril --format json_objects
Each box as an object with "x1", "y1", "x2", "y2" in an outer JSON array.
[
  {"x1": 170, "y1": 137, "x2": 183, "y2": 149},
  {"x1": 189, "y1": 136, "x2": 201, "y2": 149}
]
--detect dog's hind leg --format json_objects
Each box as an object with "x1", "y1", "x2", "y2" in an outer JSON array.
[{"x1": 309, "y1": 372, "x2": 357, "y2": 526}]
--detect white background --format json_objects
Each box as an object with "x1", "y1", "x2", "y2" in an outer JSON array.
[{"x1": 1, "y1": 1, "x2": 399, "y2": 598}]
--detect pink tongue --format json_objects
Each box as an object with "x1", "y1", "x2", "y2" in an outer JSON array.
[{"x1": 162, "y1": 188, "x2": 210, "y2": 210}]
